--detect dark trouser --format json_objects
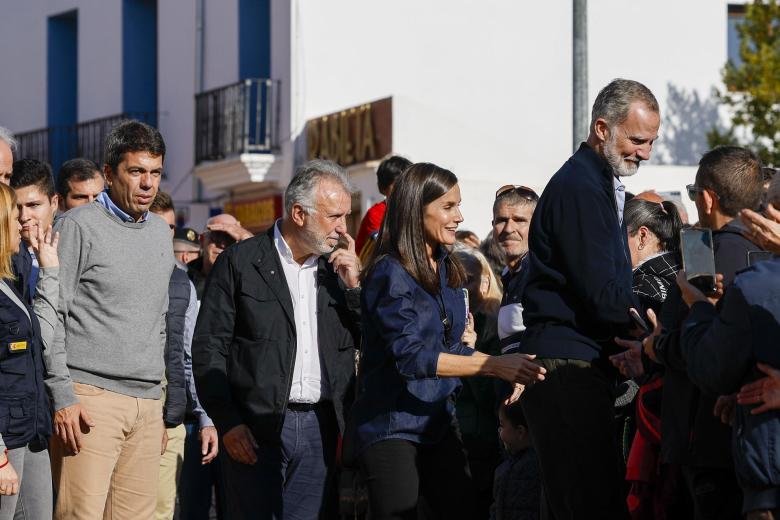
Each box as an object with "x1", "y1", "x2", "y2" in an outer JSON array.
[
  {"x1": 359, "y1": 428, "x2": 475, "y2": 520},
  {"x1": 462, "y1": 435, "x2": 500, "y2": 520},
  {"x1": 178, "y1": 422, "x2": 227, "y2": 520},
  {"x1": 220, "y1": 403, "x2": 338, "y2": 520},
  {"x1": 520, "y1": 358, "x2": 629, "y2": 520},
  {"x1": 682, "y1": 466, "x2": 742, "y2": 520}
]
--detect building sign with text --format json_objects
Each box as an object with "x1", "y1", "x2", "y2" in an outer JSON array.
[
  {"x1": 224, "y1": 194, "x2": 283, "y2": 231},
  {"x1": 306, "y1": 97, "x2": 392, "y2": 167}
]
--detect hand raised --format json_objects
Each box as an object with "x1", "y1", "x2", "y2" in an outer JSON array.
[
  {"x1": 329, "y1": 233, "x2": 361, "y2": 289},
  {"x1": 30, "y1": 225, "x2": 60, "y2": 269}
]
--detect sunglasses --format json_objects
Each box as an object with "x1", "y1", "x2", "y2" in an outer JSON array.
[
  {"x1": 686, "y1": 184, "x2": 720, "y2": 202},
  {"x1": 495, "y1": 184, "x2": 539, "y2": 201}
]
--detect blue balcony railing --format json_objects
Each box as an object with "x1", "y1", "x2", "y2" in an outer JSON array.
[
  {"x1": 195, "y1": 79, "x2": 279, "y2": 164},
  {"x1": 14, "y1": 112, "x2": 157, "y2": 172}
]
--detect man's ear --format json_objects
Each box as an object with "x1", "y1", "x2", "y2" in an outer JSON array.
[
  {"x1": 50, "y1": 194, "x2": 59, "y2": 211},
  {"x1": 290, "y1": 204, "x2": 307, "y2": 226},
  {"x1": 593, "y1": 118, "x2": 610, "y2": 144},
  {"x1": 103, "y1": 164, "x2": 114, "y2": 188},
  {"x1": 702, "y1": 189, "x2": 717, "y2": 216}
]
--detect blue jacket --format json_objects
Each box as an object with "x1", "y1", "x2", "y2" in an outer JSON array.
[
  {"x1": 352, "y1": 253, "x2": 473, "y2": 453},
  {"x1": 681, "y1": 257, "x2": 780, "y2": 511},
  {"x1": 522, "y1": 143, "x2": 636, "y2": 360},
  {"x1": 0, "y1": 280, "x2": 51, "y2": 449}
]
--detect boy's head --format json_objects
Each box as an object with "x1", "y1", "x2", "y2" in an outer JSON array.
[
  {"x1": 498, "y1": 400, "x2": 531, "y2": 454},
  {"x1": 10, "y1": 159, "x2": 58, "y2": 246},
  {"x1": 376, "y1": 155, "x2": 412, "y2": 196}
]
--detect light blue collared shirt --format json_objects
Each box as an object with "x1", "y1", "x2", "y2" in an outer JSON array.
[
  {"x1": 614, "y1": 176, "x2": 626, "y2": 227},
  {"x1": 96, "y1": 191, "x2": 148, "y2": 223}
]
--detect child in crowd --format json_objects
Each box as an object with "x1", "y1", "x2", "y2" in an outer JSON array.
[{"x1": 491, "y1": 400, "x2": 541, "y2": 520}]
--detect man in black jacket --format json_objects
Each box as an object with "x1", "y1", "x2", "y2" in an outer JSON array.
[
  {"x1": 520, "y1": 79, "x2": 659, "y2": 519},
  {"x1": 650, "y1": 146, "x2": 763, "y2": 519},
  {"x1": 193, "y1": 159, "x2": 361, "y2": 519}
]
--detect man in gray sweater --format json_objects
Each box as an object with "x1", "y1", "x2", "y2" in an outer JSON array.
[{"x1": 46, "y1": 121, "x2": 175, "y2": 520}]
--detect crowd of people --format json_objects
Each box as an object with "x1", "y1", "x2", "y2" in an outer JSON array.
[{"x1": 0, "y1": 77, "x2": 780, "y2": 520}]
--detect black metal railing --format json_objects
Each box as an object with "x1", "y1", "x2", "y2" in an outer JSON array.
[
  {"x1": 14, "y1": 112, "x2": 157, "y2": 172},
  {"x1": 195, "y1": 79, "x2": 279, "y2": 164}
]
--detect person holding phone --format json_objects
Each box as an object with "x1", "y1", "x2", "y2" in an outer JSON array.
[
  {"x1": 676, "y1": 229, "x2": 780, "y2": 519},
  {"x1": 351, "y1": 163, "x2": 546, "y2": 519},
  {"x1": 646, "y1": 146, "x2": 764, "y2": 519},
  {"x1": 0, "y1": 182, "x2": 59, "y2": 518}
]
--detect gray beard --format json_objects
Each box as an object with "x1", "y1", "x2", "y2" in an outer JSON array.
[{"x1": 604, "y1": 133, "x2": 640, "y2": 177}]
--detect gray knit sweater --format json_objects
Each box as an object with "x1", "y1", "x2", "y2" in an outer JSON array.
[{"x1": 46, "y1": 202, "x2": 175, "y2": 409}]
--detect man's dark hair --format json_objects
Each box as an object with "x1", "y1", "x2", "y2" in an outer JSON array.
[
  {"x1": 150, "y1": 190, "x2": 174, "y2": 213},
  {"x1": 104, "y1": 120, "x2": 166, "y2": 174},
  {"x1": 57, "y1": 158, "x2": 102, "y2": 198},
  {"x1": 10, "y1": 159, "x2": 56, "y2": 198},
  {"x1": 696, "y1": 146, "x2": 763, "y2": 217},
  {"x1": 376, "y1": 155, "x2": 412, "y2": 193}
]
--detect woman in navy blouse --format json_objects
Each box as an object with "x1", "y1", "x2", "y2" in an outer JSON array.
[{"x1": 351, "y1": 163, "x2": 546, "y2": 519}]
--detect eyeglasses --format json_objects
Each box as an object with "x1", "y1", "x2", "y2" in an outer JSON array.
[
  {"x1": 686, "y1": 184, "x2": 719, "y2": 202},
  {"x1": 495, "y1": 184, "x2": 539, "y2": 201}
]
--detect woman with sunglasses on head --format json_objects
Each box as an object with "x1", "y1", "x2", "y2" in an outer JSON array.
[
  {"x1": 349, "y1": 163, "x2": 546, "y2": 520},
  {"x1": 0, "y1": 182, "x2": 60, "y2": 518}
]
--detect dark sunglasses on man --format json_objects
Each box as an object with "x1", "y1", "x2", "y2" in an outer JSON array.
[
  {"x1": 686, "y1": 184, "x2": 720, "y2": 202},
  {"x1": 495, "y1": 184, "x2": 539, "y2": 201}
]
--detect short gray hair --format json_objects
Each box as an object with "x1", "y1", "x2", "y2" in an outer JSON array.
[
  {"x1": 284, "y1": 159, "x2": 354, "y2": 215},
  {"x1": 0, "y1": 126, "x2": 17, "y2": 152},
  {"x1": 590, "y1": 79, "x2": 659, "y2": 130}
]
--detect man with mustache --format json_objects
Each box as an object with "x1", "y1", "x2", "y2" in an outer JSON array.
[
  {"x1": 46, "y1": 120, "x2": 175, "y2": 519},
  {"x1": 193, "y1": 159, "x2": 361, "y2": 519},
  {"x1": 520, "y1": 79, "x2": 660, "y2": 519}
]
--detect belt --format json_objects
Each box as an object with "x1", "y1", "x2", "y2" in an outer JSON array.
[{"x1": 287, "y1": 401, "x2": 329, "y2": 413}]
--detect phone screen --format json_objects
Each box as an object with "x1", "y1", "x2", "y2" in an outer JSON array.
[{"x1": 680, "y1": 228, "x2": 717, "y2": 294}]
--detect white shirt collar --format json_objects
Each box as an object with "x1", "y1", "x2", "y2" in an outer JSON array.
[{"x1": 273, "y1": 220, "x2": 318, "y2": 268}]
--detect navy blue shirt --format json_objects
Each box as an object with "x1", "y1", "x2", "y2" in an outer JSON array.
[{"x1": 352, "y1": 253, "x2": 474, "y2": 453}]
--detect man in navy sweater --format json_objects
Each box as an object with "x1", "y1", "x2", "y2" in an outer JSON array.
[{"x1": 520, "y1": 79, "x2": 660, "y2": 519}]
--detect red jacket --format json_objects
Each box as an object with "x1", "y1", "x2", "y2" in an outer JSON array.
[{"x1": 355, "y1": 200, "x2": 386, "y2": 254}]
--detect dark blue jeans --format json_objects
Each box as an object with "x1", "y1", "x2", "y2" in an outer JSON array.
[
  {"x1": 220, "y1": 404, "x2": 338, "y2": 520},
  {"x1": 178, "y1": 422, "x2": 227, "y2": 520}
]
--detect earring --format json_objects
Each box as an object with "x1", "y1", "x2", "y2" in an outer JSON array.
[{"x1": 638, "y1": 243, "x2": 644, "y2": 250}]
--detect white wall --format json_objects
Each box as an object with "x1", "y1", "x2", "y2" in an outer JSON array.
[
  {"x1": 289, "y1": 0, "x2": 740, "y2": 238},
  {"x1": 203, "y1": 0, "x2": 239, "y2": 91},
  {"x1": 158, "y1": 0, "x2": 197, "y2": 201}
]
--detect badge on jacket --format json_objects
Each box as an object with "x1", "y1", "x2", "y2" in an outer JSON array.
[{"x1": 8, "y1": 341, "x2": 27, "y2": 352}]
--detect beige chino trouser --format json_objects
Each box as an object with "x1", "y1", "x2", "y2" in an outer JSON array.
[
  {"x1": 50, "y1": 382, "x2": 164, "y2": 520},
  {"x1": 155, "y1": 423, "x2": 186, "y2": 520}
]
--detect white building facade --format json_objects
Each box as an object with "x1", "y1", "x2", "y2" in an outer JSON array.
[{"x1": 0, "y1": 0, "x2": 745, "y2": 235}]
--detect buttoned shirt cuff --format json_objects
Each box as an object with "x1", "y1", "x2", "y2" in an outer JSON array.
[{"x1": 198, "y1": 414, "x2": 215, "y2": 429}]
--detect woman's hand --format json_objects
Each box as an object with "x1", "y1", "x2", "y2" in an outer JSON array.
[
  {"x1": 0, "y1": 452, "x2": 19, "y2": 496},
  {"x1": 30, "y1": 224, "x2": 59, "y2": 269},
  {"x1": 461, "y1": 313, "x2": 476, "y2": 348},
  {"x1": 488, "y1": 353, "x2": 546, "y2": 386}
]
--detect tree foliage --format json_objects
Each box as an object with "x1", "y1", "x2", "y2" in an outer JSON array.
[{"x1": 709, "y1": 0, "x2": 780, "y2": 165}]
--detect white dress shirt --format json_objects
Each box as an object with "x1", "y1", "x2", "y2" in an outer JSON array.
[{"x1": 273, "y1": 221, "x2": 330, "y2": 403}]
